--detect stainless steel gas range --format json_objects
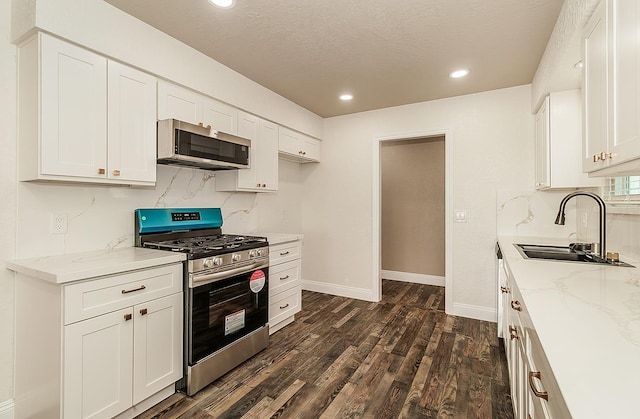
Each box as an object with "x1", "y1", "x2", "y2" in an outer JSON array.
[{"x1": 135, "y1": 208, "x2": 269, "y2": 396}]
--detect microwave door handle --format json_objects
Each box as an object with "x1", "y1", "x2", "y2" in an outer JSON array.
[{"x1": 190, "y1": 259, "x2": 269, "y2": 288}]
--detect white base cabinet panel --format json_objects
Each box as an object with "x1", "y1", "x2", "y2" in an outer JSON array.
[{"x1": 14, "y1": 263, "x2": 183, "y2": 419}]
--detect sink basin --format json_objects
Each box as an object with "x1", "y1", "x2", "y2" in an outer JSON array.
[{"x1": 514, "y1": 244, "x2": 634, "y2": 267}]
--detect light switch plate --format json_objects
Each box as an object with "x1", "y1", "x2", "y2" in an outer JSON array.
[{"x1": 455, "y1": 210, "x2": 467, "y2": 223}]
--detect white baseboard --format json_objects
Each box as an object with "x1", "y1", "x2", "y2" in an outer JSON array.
[
  {"x1": 0, "y1": 399, "x2": 14, "y2": 419},
  {"x1": 450, "y1": 302, "x2": 497, "y2": 322},
  {"x1": 381, "y1": 270, "x2": 445, "y2": 286},
  {"x1": 301, "y1": 280, "x2": 377, "y2": 302}
]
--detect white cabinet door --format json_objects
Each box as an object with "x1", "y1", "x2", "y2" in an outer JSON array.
[
  {"x1": 203, "y1": 98, "x2": 237, "y2": 134},
  {"x1": 300, "y1": 136, "x2": 321, "y2": 162},
  {"x1": 609, "y1": 0, "x2": 640, "y2": 164},
  {"x1": 107, "y1": 61, "x2": 157, "y2": 183},
  {"x1": 157, "y1": 81, "x2": 202, "y2": 125},
  {"x1": 534, "y1": 97, "x2": 550, "y2": 189},
  {"x1": 279, "y1": 127, "x2": 320, "y2": 162},
  {"x1": 64, "y1": 308, "x2": 133, "y2": 419},
  {"x1": 234, "y1": 111, "x2": 260, "y2": 189},
  {"x1": 133, "y1": 293, "x2": 183, "y2": 404},
  {"x1": 257, "y1": 119, "x2": 279, "y2": 191},
  {"x1": 40, "y1": 34, "x2": 107, "y2": 179},
  {"x1": 583, "y1": 1, "x2": 609, "y2": 172}
]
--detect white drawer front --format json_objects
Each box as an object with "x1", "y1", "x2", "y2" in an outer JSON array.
[
  {"x1": 269, "y1": 286, "x2": 301, "y2": 326},
  {"x1": 269, "y1": 241, "x2": 301, "y2": 265},
  {"x1": 269, "y1": 260, "x2": 301, "y2": 296},
  {"x1": 64, "y1": 263, "x2": 183, "y2": 324}
]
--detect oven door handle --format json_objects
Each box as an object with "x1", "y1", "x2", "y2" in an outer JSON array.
[{"x1": 190, "y1": 259, "x2": 269, "y2": 288}]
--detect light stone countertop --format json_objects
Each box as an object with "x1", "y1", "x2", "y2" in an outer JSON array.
[
  {"x1": 7, "y1": 247, "x2": 186, "y2": 284},
  {"x1": 498, "y1": 235, "x2": 640, "y2": 419},
  {"x1": 258, "y1": 233, "x2": 304, "y2": 246}
]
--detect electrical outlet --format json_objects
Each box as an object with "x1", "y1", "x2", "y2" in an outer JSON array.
[{"x1": 51, "y1": 213, "x2": 68, "y2": 234}]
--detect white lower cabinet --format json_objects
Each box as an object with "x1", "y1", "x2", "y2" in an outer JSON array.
[
  {"x1": 14, "y1": 262, "x2": 183, "y2": 419},
  {"x1": 502, "y1": 265, "x2": 570, "y2": 419},
  {"x1": 268, "y1": 239, "x2": 303, "y2": 334}
]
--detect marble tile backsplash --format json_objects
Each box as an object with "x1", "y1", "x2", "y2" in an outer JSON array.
[
  {"x1": 15, "y1": 165, "x2": 260, "y2": 258},
  {"x1": 497, "y1": 189, "x2": 580, "y2": 239}
]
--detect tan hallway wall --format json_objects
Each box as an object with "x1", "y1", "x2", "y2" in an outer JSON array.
[{"x1": 381, "y1": 137, "x2": 445, "y2": 276}]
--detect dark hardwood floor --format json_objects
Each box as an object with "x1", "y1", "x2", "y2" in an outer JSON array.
[{"x1": 137, "y1": 280, "x2": 513, "y2": 419}]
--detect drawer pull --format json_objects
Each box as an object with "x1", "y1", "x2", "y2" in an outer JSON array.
[
  {"x1": 280, "y1": 275, "x2": 290, "y2": 280},
  {"x1": 140, "y1": 308, "x2": 148, "y2": 315},
  {"x1": 528, "y1": 371, "x2": 549, "y2": 401},
  {"x1": 124, "y1": 313, "x2": 132, "y2": 321},
  {"x1": 511, "y1": 300, "x2": 522, "y2": 311},
  {"x1": 279, "y1": 251, "x2": 290, "y2": 256},
  {"x1": 98, "y1": 168, "x2": 106, "y2": 175},
  {"x1": 122, "y1": 285, "x2": 146, "y2": 294},
  {"x1": 112, "y1": 169, "x2": 121, "y2": 176},
  {"x1": 279, "y1": 303, "x2": 290, "y2": 310},
  {"x1": 500, "y1": 286, "x2": 509, "y2": 294},
  {"x1": 509, "y1": 325, "x2": 518, "y2": 340}
]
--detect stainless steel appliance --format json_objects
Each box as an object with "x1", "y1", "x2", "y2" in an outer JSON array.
[
  {"x1": 135, "y1": 208, "x2": 269, "y2": 396},
  {"x1": 157, "y1": 119, "x2": 251, "y2": 170}
]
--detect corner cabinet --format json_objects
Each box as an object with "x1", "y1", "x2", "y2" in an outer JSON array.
[
  {"x1": 535, "y1": 90, "x2": 600, "y2": 189},
  {"x1": 279, "y1": 127, "x2": 321, "y2": 163},
  {"x1": 583, "y1": 0, "x2": 640, "y2": 176},
  {"x1": 268, "y1": 238, "x2": 303, "y2": 334},
  {"x1": 157, "y1": 80, "x2": 238, "y2": 134},
  {"x1": 18, "y1": 32, "x2": 157, "y2": 185},
  {"x1": 13, "y1": 261, "x2": 183, "y2": 419},
  {"x1": 215, "y1": 111, "x2": 279, "y2": 192}
]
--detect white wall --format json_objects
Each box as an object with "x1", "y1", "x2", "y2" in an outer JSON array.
[
  {"x1": 0, "y1": 0, "x2": 17, "y2": 405},
  {"x1": 301, "y1": 85, "x2": 534, "y2": 318}
]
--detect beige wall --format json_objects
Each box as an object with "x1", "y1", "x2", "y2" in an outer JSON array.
[{"x1": 381, "y1": 137, "x2": 445, "y2": 276}]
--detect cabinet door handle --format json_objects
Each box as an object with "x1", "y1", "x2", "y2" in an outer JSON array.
[
  {"x1": 112, "y1": 169, "x2": 120, "y2": 176},
  {"x1": 500, "y1": 286, "x2": 510, "y2": 294},
  {"x1": 511, "y1": 300, "x2": 522, "y2": 311},
  {"x1": 280, "y1": 275, "x2": 290, "y2": 280},
  {"x1": 140, "y1": 308, "x2": 148, "y2": 315},
  {"x1": 528, "y1": 371, "x2": 549, "y2": 401},
  {"x1": 122, "y1": 285, "x2": 146, "y2": 294},
  {"x1": 279, "y1": 251, "x2": 290, "y2": 256},
  {"x1": 124, "y1": 313, "x2": 132, "y2": 321},
  {"x1": 98, "y1": 168, "x2": 106, "y2": 175},
  {"x1": 593, "y1": 154, "x2": 601, "y2": 162},
  {"x1": 509, "y1": 325, "x2": 518, "y2": 340},
  {"x1": 600, "y1": 151, "x2": 613, "y2": 160},
  {"x1": 279, "y1": 303, "x2": 290, "y2": 310}
]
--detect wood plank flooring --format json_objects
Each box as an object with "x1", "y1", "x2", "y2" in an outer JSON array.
[{"x1": 136, "y1": 280, "x2": 513, "y2": 419}]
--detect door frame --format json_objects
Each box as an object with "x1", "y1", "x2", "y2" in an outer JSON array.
[{"x1": 371, "y1": 129, "x2": 452, "y2": 314}]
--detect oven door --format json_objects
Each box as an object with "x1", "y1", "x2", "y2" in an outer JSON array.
[{"x1": 188, "y1": 260, "x2": 268, "y2": 365}]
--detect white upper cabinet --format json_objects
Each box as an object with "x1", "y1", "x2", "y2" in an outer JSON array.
[
  {"x1": 107, "y1": 61, "x2": 157, "y2": 183},
  {"x1": 215, "y1": 111, "x2": 279, "y2": 192},
  {"x1": 18, "y1": 32, "x2": 156, "y2": 186},
  {"x1": 157, "y1": 81, "x2": 238, "y2": 134},
  {"x1": 536, "y1": 90, "x2": 600, "y2": 189},
  {"x1": 279, "y1": 127, "x2": 321, "y2": 163},
  {"x1": 583, "y1": 0, "x2": 640, "y2": 176}
]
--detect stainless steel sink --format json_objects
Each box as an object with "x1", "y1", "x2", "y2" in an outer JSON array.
[{"x1": 514, "y1": 243, "x2": 634, "y2": 267}]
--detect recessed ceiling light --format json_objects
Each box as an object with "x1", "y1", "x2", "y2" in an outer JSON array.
[
  {"x1": 208, "y1": 0, "x2": 236, "y2": 9},
  {"x1": 340, "y1": 94, "x2": 353, "y2": 101},
  {"x1": 449, "y1": 69, "x2": 469, "y2": 79}
]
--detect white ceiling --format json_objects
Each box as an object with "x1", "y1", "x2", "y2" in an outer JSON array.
[{"x1": 105, "y1": 0, "x2": 565, "y2": 118}]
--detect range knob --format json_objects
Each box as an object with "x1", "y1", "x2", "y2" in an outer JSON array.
[
  {"x1": 232, "y1": 253, "x2": 241, "y2": 262},
  {"x1": 203, "y1": 258, "x2": 214, "y2": 268},
  {"x1": 213, "y1": 257, "x2": 223, "y2": 266},
  {"x1": 249, "y1": 250, "x2": 257, "y2": 258},
  {"x1": 256, "y1": 249, "x2": 263, "y2": 256}
]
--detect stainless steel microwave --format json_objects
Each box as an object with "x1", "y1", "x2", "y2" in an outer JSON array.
[{"x1": 157, "y1": 119, "x2": 251, "y2": 170}]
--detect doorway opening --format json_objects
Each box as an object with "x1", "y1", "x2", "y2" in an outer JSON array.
[{"x1": 372, "y1": 131, "x2": 452, "y2": 313}]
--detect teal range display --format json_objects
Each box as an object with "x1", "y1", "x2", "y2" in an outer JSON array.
[{"x1": 135, "y1": 207, "x2": 223, "y2": 234}]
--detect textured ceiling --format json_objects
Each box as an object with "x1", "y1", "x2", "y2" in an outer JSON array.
[{"x1": 105, "y1": 0, "x2": 564, "y2": 118}]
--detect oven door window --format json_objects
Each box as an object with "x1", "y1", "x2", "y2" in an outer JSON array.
[
  {"x1": 189, "y1": 271, "x2": 268, "y2": 365},
  {"x1": 176, "y1": 129, "x2": 249, "y2": 166}
]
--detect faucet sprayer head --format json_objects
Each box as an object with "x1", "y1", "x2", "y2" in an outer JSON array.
[{"x1": 554, "y1": 212, "x2": 565, "y2": 225}]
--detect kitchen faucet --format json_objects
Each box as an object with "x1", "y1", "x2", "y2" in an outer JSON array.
[{"x1": 554, "y1": 191, "x2": 606, "y2": 260}]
